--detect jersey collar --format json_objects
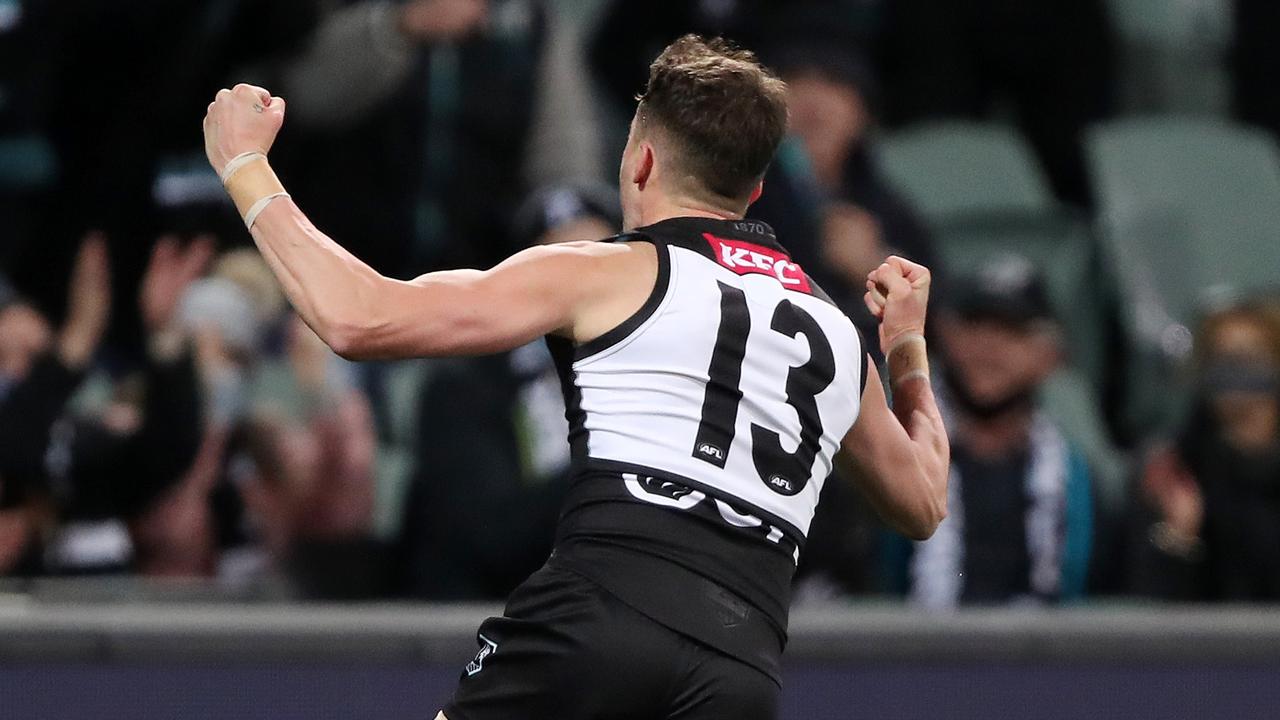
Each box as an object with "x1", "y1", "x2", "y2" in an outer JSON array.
[{"x1": 636, "y1": 216, "x2": 787, "y2": 254}]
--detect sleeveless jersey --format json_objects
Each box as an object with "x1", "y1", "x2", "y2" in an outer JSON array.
[{"x1": 546, "y1": 216, "x2": 868, "y2": 680}]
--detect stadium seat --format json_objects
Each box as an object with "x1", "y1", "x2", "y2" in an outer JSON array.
[
  {"x1": 875, "y1": 121, "x2": 1056, "y2": 223},
  {"x1": 1107, "y1": 0, "x2": 1231, "y2": 115},
  {"x1": 1088, "y1": 116, "x2": 1280, "y2": 327}
]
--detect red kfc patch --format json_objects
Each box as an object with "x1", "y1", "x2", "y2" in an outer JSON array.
[{"x1": 703, "y1": 233, "x2": 812, "y2": 293}]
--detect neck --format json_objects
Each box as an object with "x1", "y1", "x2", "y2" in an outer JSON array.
[{"x1": 630, "y1": 193, "x2": 745, "y2": 230}]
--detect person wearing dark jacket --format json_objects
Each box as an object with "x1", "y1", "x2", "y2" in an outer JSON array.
[
  {"x1": 395, "y1": 184, "x2": 618, "y2": 599},
  {"x1": 0, "y1": 236, "x2": 210, "y2": 575},
  {"x1": 1131, "y1": 298, "x2": 1280, "y2": 600}
]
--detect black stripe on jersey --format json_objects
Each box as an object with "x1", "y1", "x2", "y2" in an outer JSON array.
[
  {"x1": 855, "y1": 325, "x2": 870, "y2": 397},
  {"x1": 573, "y1": 232, "x2": 672, "y2": 360},
  {"x1": 547, "y1": 335, "x2": 588, "y2": 462},
  {"x1": 585, "y1": 457, "x2": 808, "y2": 549}
]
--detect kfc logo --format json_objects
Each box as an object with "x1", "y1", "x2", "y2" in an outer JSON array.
[{"x1": 704, "y1": 233, "x2": 811, "y2": 293}]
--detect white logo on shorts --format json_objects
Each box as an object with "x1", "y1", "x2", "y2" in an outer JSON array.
[{"x1": 466, "y1": 634, "x2": 498, "y2": 676}]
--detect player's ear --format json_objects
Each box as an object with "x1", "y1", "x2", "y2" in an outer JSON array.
[
  {"x1": 633, "y1": 143, "x2": 655, "y2": 190},
  {"x1": 746, "y1": 181, "x2": 764, "y2": 207}
]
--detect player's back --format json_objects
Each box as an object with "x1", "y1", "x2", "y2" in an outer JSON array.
[{"x1": 546, "y1": 216, "x2": 867, "y2": 682}]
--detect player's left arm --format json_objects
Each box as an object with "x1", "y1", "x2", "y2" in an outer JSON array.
[
  {"x1": 202, "y1": 84, "x2": 620, "y2": 360},
  {"x1": 833, "y1": 256, "x2": 951, "y2": 540}
]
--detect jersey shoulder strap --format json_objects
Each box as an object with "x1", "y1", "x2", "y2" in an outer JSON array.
[{"x1": 571, "y1": 230, "x2": 672, "y2": 360}]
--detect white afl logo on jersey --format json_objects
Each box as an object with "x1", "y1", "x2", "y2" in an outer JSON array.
[{"x1": 568, "y1": 219, "x2": 865, "y2": 541}]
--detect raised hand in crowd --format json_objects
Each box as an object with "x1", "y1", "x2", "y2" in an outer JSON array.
[
  {"x1": 140, "y1": 235, "x2": 216, "y2": 342},
  {"x1": 55, "y1": 233, "x2": 112, "y2": 371},
  {"x1": 1142, "y1": 445, "x2": 1205, "y2": 554}
]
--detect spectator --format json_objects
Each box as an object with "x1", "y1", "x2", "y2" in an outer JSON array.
[
  {"x1": 0, "y1": 235, "x2": 209, "y2": 575},
  {"x1": 905, "y1": 256, "x2": 1095, "y2": 608},
  {"x1": 225, "y1": 316, "x2": 380, "y2": 598},
  {"x1": 395, "y1": 184, "x2": 618, "y2": 599},
  {"x1": 128, "y1": 248, "x2": 382, "y2": 598},
  {"x1": 1131, "y1": 298, "x2": 1280, "y2": 601},
  {"x1": 275, "y1": 0, "x2": 602, "y2": 277},
  {"x1": 128, "y1": 266, "x2": 272, "y2": 582}
]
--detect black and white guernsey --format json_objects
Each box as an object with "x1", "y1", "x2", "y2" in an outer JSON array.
[{"x1": 547, "y1": 216, "x2": 869, "y2": 682}]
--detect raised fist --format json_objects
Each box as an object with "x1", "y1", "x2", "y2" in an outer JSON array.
[
  {"x1": 864, "y1": 255, "x2": 931, "y2": 351},
  {"x1": 202, "y1": 84, "x2": 286, "y2": 176}
]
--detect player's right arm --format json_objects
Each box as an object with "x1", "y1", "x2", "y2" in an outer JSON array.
[
  {"x1": 834, "y1": 257, "x2": 950, "y2": 540},
  {"x1": 201, "y1": 84, "x2": 651, "y2": 361}
]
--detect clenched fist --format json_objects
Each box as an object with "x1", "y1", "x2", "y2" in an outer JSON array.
[
  {"x1": 864, "y1": 255, "x2": 931, "y2": 351},
  {"x1": 203, "y1": 84, "x2": 286, "y2": 176}
]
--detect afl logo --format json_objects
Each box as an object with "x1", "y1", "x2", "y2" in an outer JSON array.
[
  {"x1": 768, "y1": 475, "x2": 794, "y2": 493},
  {"x1": 697, "y1": 443, "x2": 725, "y2": 461}
]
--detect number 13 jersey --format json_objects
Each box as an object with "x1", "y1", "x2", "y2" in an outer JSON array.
[{"x1": 547, "y1": 217, "x2": 869, "y2": 681}]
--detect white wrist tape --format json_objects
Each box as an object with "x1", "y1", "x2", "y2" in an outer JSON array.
[
  {"x1": 243, "y1": 192, "x2": 290, "y2": 230},
  {"x1": 220, "y1": 151, "x2": 267, "y2": 183},
  {"x1": 891, "y1": 368, "x2": 931, "y2": 388},
  {"x1": 887, "y1": 333, "x2": 927, "y2": 358}
]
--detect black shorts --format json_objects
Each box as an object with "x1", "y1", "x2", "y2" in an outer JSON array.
[{"x1": 443, "y1": 561, "x2": 779, "y2": 720}]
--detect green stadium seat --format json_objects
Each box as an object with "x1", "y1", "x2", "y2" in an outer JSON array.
[
  {"x1": 1088, "y1": 117, "x2": 1280, "y2": 326},
  {"x1": 1107, "y1": 0, "x2": 1231, "y2": 115},
  {"x1": 875, "y1": 121, "x2": 1056, "y2": 223}
]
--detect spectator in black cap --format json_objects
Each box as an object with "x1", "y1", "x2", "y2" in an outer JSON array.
[
  {"x1": 895, "y1": 255, "x2": 1097, "y2": 608},
  {"x1": 394, "y1": 184, "x2": 620, "y2": 599}
]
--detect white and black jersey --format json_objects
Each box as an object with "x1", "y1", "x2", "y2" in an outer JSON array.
[{"x1": 547, "y1": 217, "x2": 869, "y2": 681}]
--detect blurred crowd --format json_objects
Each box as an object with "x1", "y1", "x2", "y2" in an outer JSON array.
[{"x1": 1, "y1": 0, "x2": 1278, "y2": 606}]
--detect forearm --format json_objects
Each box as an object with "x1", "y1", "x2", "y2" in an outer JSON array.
[
  {"x1": 248, "y1": 194, "x2": 387, "y2": 341},
  {"x1": 843, "y1": 361, "x2": 949, "y2": 540},
  {"x1": 885, "y1": 335, "x2": 948, "y2": 476}
]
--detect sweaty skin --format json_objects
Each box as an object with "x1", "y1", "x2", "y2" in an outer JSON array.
[{"x1": 203, "y1": 87, "x2": 949, "y2": 708}]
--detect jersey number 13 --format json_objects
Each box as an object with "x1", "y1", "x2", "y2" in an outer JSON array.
[{"x1": 692, "y1": 282, "x2": 836, "y2": 496}]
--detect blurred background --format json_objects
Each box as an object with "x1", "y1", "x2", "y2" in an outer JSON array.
[{"x1": 1, "y1": 0, "x2": 1279, "y2": 718}]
